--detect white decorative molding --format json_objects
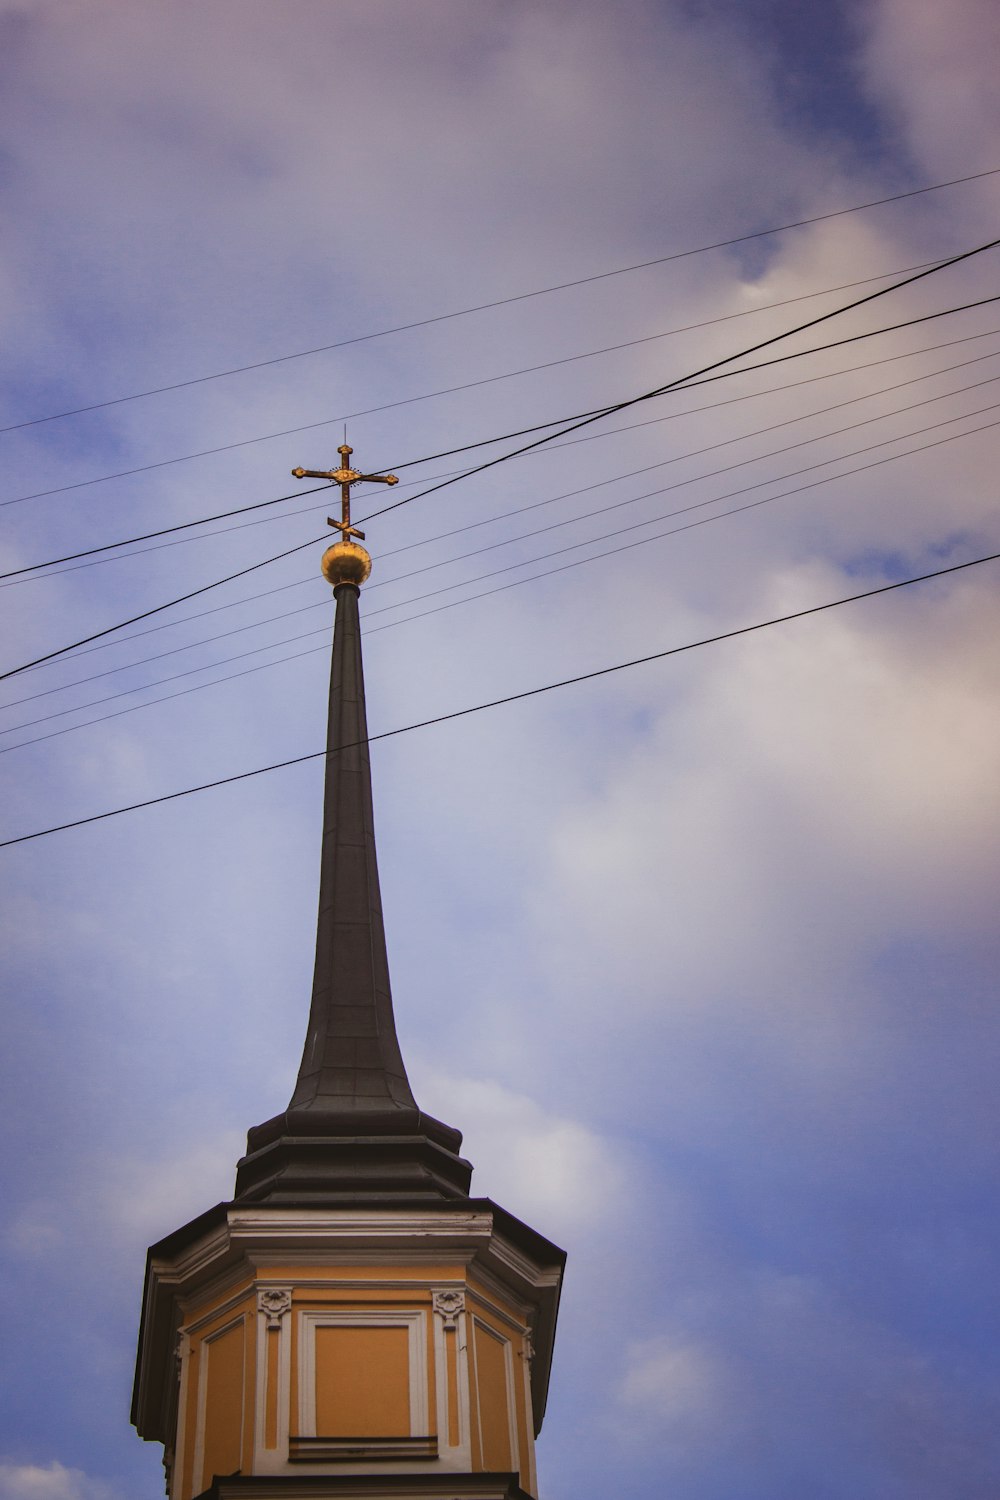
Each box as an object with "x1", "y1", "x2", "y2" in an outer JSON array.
[
  {"x1": 432, "y1": 1289, "x2": 466, "y2": 1330},
  {"x1": 257, "y1": 1286, "x2": 292, "y2": 1329},
  {"x1": 172, "y1": 1331, "x2": 192, "y2": 1500},
  {"x1": 432, "y1": 1288, "x2": 472, "y2": 1467},
  {"x1": 465, "y1": 1273, "x2": 529, "y2": 1333},
  {"x1": 183, "y1": 1273, "x2": 258, "y2": 1337},
  {"x1": 253, "y1": 1285, "x2": 293, "y2": 1473},
  {"x1": 519, "y1": 1330, "x2": 538, "y2": 1495},
  {"x1": 289, "y1": 1434, "x2": 438, "y2": 1463}
]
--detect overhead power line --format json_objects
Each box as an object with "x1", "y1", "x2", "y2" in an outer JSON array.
[
  {"x1": 362, "y1": 407, "x2": 1000, "y2": 624},
  {"x1": 0, "y1": 483, "x2": 330, "y2": 581},
  {"x1": 9, "y1": 319, "x2": 999, "y2": 691},
  {"x1": 353, "y1": 244, "x2": 1000, "y2": 532},
  {"x1": 0, "y1": 532, "x2": 329, "y2": 683},
  {"x1": 3, "y1": 240, "x2": 997, "y2": 686},
  {"x1": 3, "y1": 165, "x2": 997, "y2": 438},
  {"x1": 6, "y1": 405, "x2": 998, "y2": 751},
  {"x1": 6, "y1": 286, "x2": 1000, "y2": 582},
  {"x1": 362, "y1": 424, "x2": 1000, "y2": 639},
  {"x1": 0, "y1": 255, "x2": 950, "y2": 512},
  {"x1": 376, "y1": 286, "x2": 982, "y2": 473},
  {"x1": 3, "y1": 546, "x2": 997, "y2": 849},
  {"x1": 7, "y1": 330, "x2": 998, "y2": 708}
]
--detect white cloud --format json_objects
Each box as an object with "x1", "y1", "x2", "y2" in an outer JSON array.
[
  {"x1": 2, "y1": 1202, "x2": 65, "y2": 1258},
  {"x1": 536, "y1": 558, "x2": 1000, "y2": 1008},
  {"x1": 0, "y1": 1462, "x2": 118, "y2": 1500},
  {"x1": 412, "y1": 1065, "x2": 633, "y2": 1238},
  {"x1": 96, "y1": 1131, "x2": 244, "y2": 1246},
  {"x1": 611, "y1": 1267, "x2": 1000, "y2": 1495},
  {"x1": 861, "y1": 0, "x2": 1000, "y2": 177},
  {"x1": 3, "y1": 1130, "x2": 242, "y2": 1281},
  {"x1": 619, "y1": 1334, "x2": 728, "y2": 1436}
]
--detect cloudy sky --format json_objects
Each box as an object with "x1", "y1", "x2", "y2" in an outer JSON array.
[{"x1": 1, "y1": 2, "x2": 999, "y2": 1497}]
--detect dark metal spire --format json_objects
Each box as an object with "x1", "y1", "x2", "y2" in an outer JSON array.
[
  {"x1": 292, "y1": 580, "x2": 418, "y2": 1122},
  {"x1": 235, "y1": 459, "x2": 471, "y2": 1203}
]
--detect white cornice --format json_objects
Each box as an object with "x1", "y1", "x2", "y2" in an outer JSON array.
[{"x1": 137, "y1": 1202, "x2": 563, "y2": 1445}]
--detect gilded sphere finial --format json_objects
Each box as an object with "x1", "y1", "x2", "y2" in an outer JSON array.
[{"x1": 321, "y1": 538, "x2": 372, "y2": 588}]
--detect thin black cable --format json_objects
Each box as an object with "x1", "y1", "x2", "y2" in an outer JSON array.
[
  {"x1": 378, "y1": 278, "x2": 988, "y2": 474},
  {"x1": 360, "y1": 408, "x2": 1000, "y2": 625},
  {"x1": 357, "y1": 291, "x2": 1000, "y2": 525},
  {"x1": 10, "y1": 330, "x2": 999, "y2": 709},
  {"x1": 3, "y1": 598, "x2": 330, "y2": 707},
  {"x1": 0, "y1": 483, "x2": 331, "y2": 581},
  {"x1": 7, "y1": 318, "x2": 995, "y2": 696},
  {"x1": 0, "y1": 257, "x2": 945, "y2": 513},
  {"x1": 46, "y1": 319, "x2": 1000, "y2": 667},
  {"x1": 5, "y1": 166, "x2": 997, "y2": 437},
  {"x1": 176, "y1": 373, "x2": 1000, "y2": 668},
  {"x1": 0, "y1": 532, "x2": 329, "y2": 683},
  {"x1": 11, "y1": 293, "x2": 1000, "y2": 705},
  {"x1": 0, "y1": 471, "x2": 474, "y2": 592},
  {"x1": 7, "y1": 283, "x2": 999, "y2": 581},
  {"x1": 9, "y1": 317, "x2": 998, "y2": 605},
  {"x1": 358, "y1": 382, "x2": 1000, "y2": 606},
  {"x1": 19, "y1": 568, "x2": 343, "y2": 671},
  {"x1": 3, "y1": 546, "x2": 997, "y2": 848},
  {"x1": 7, "y1": 406, "x2": 998, "y2": 750},
  {"x1": 3, "y1": 292, "x2": 995, "y2": 690},
  {"x1": 4, "y1": 263, "x2": 998, "y2": 685},
  {"x1": 354, "y1": 250, "x2": 1000, "y2": 533},
  {"x1": 363, "y1": 443, "x2": 1000, "y2": 638}
]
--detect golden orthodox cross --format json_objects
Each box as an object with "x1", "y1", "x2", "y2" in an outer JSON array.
[{"x1": 292, "y1": 444, "x2": 398, "y2": 542}]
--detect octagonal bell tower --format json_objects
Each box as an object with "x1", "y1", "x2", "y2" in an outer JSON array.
[{"x1": 132, "y1": 451, "x2": 565, "y2": 1500}]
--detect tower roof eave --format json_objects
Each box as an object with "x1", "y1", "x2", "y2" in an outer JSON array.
[{"x1": 132, "y1": 1197, "x2": 564, "y2": 1444}]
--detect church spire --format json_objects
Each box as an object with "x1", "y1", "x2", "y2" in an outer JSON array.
[
  {"x1": 134, "y1": 448, "x2": 564, "y2": 1500},
  {"x1": 235, "y1": 448, "x2": 472, "y2": 1203}
]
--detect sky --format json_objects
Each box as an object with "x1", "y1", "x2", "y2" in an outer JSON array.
[{"x1": 1, "y1": 2, "x2": 999, "y2": 1498}]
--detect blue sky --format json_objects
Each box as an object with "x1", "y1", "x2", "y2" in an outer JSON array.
[
  {"x1": 695, "y1": 0, "x2": 888, "y2": 156},
  {"x1": 1, "y1": 3, "x2": 1000, "y2": 1498}
]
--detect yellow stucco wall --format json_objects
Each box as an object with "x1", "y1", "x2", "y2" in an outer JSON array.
[
  {"x1": 315, "y1": 1325, "x2": 410, "y2": 1435},
  {"x1": 200, "y1": 1319, "x2": 244, "y2": 1486},
  {"x1": 474, "y1": 1318, "x2": 513, "y2": 1471},
  {"x1": 170, "y1": 1260, "x2": 537, "y2": 1499}
]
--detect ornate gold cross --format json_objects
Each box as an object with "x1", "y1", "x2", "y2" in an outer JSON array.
[{"x1": 292, "y1": 444, "x2": 398, "y2": 542}]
